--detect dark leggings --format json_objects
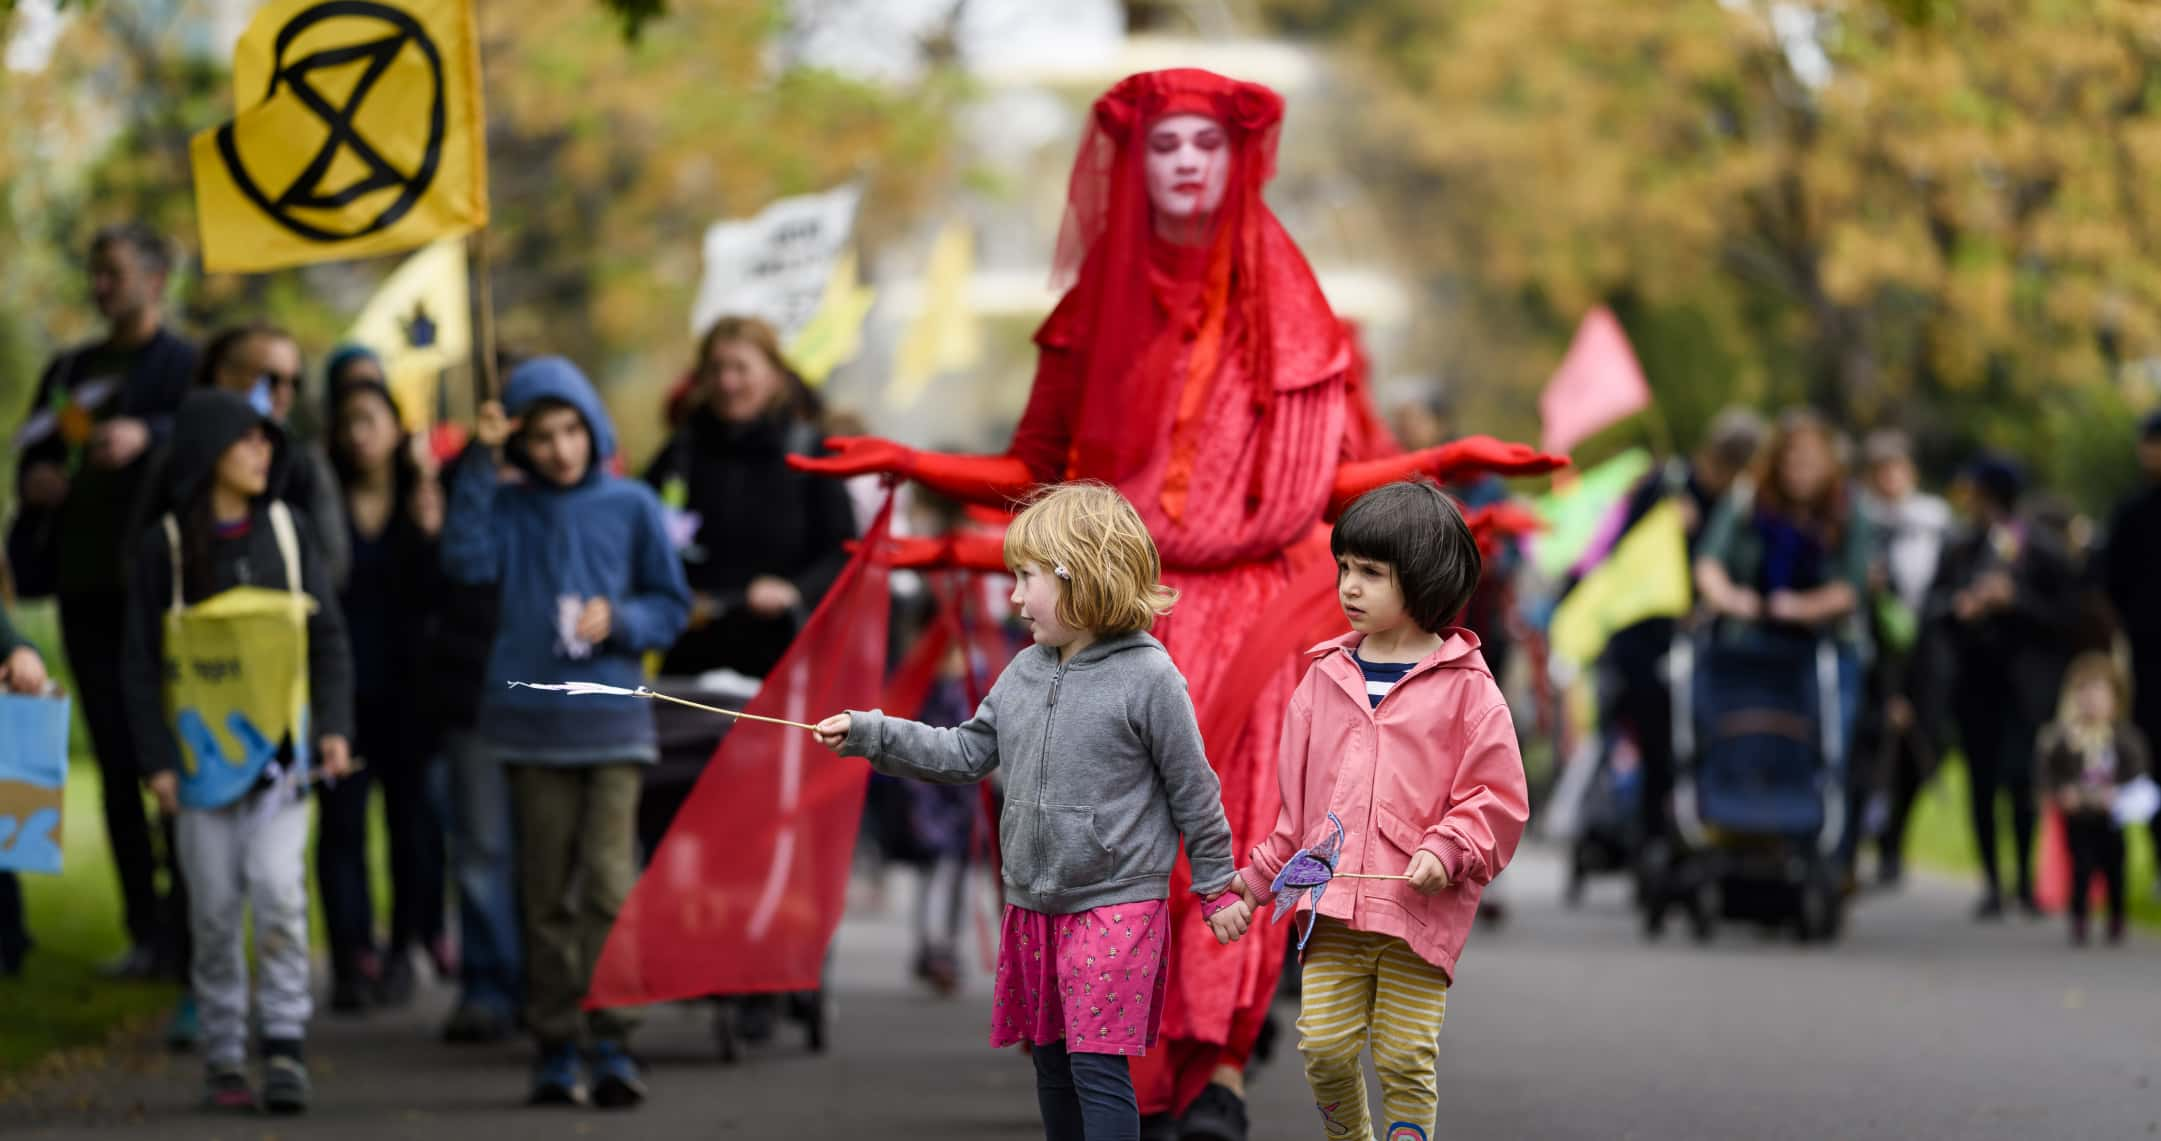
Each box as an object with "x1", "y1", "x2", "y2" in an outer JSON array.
[
  {"x1": 1955, "y1": 691, "x2": 2038, "y2": 901},
  {"x1": 317, "y1": 696, "x2": 447, "y2": 962},
  {"x1": 1033, "y1": 1039, "x2": 1138, "y2": 1141},
  {"x1": 2064, "y1": 814, "x2": 2127, "y2": 932}
]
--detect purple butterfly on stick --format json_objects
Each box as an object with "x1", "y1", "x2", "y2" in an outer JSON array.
[{"x1": 1267, "y1": 812, "x2": 1409, "y2": 952}]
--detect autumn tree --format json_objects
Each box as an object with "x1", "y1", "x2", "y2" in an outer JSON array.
[
  {"x1": 3, "y1": 0, "x2": 957, "y2": 467},
  {"x1": 1266, "y1": 0, "x2": 2160, "y2": 500}
]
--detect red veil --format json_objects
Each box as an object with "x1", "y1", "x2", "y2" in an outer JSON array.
[{"x1": 1031, "y1": 68, "x2": 1347, "y2": 516}]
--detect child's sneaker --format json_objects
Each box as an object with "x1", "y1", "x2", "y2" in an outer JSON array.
[
  {"x1": 529, "y1": 1043, "x2": 586, "y2": 1106},
  {"x1": 588, "y1": 1041, "x2": 646, "y2": 1110},
  {"x1": 202, "y1": 1061, "x2": 255, "y2": 1112},
  {"x1": 261, "y1": 1050, "x2": 311, "y2": 1115}
]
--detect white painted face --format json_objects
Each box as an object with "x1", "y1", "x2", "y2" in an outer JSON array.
[{"x1": 1143, "y1": 113, "x2": 1230, "y2": 222}]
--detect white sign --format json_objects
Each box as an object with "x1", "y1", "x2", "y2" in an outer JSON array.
[{"x1": 690, "y1": 184, "x2": 862, "y2": 341}]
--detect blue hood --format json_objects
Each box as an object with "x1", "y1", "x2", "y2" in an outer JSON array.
[{"x1": 502, "y1": 356, "x2": 617, "y2": 481}]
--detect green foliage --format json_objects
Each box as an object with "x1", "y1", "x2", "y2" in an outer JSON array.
[
  {"x1": 2, "y1": 0, "x2": 956, "y2": 471},
  {"x1": 1263, "y1": 0, "x2": 2161, "y2": 507}
]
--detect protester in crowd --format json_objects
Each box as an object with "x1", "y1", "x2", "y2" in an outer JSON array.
[
  {"x1": 643, "y1": 315, "x2": 854, "y2": 679},
  {"x1": 1930, "y1": 455, "x2": 2081, "y2": 920},
  {"x1": 1586, "y1": 406, "x2": 1768, "y2": 866},
  {"x1": 2102, "y1": 410, "x2": 2161, "y2": 896},
  {"x1": 186, "y1": 324, "x2": 349, "y2": 585},
  {"x1": 120, "y1": 390, "x2": 354, "y2": 1113},
  {"x1": 323, "y1": 368, "x2": 449, "y2": 1012},
  {"x1": 1857, "y1": 430, "x2": 1954, "y2": 884},
  {"x1": 328, "y1": 346, "x2": 522, "y2": 1041},
  {"x1": 442, "y1": 357, "x2": 690, "y2": 1109},
  {"x1": 9, "y1": 223, "x2": 197, "y2": 982},
  {"x1": 1694, "y1": 409, "x2": 1873, "y2": 860},
  {"x1": 0, "y1": 602, "x2": 53, "y2": 976},
  {"x1": 2038, "y1": 653, "x2": 2149, "y2": 946}
]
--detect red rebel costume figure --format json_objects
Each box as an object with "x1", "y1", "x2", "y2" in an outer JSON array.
[{"x1": 797, "y1": 69, "x2": 1563, "y2": 1122}]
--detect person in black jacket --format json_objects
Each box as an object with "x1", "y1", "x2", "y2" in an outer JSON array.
[
  {"x1": 643, "y1": 315, "x2": 855, "y2": 678},
  {"x1": 1930, "y1": 456, "x2": 2082, "y2": 920},
  {"x1": 321, "y1": 374, "x2": 448, "y2": 1011},
  {"x1": 10, "y1": 223, "x2": 198, "y2": 980},
  {"x1": 2102, "y1": 411, "x2": 2161, "y2": 898}
]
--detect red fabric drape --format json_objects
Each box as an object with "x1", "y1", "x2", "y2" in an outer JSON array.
[{"x1": 585, "y1": 495, "x2": 896, "y2": 1006}]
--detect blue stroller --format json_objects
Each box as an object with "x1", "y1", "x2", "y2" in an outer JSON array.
[{"x1": 1640, "y1": 630, "x2": 1849, "y2": 943}]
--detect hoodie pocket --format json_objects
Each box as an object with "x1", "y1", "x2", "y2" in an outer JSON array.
[{"x1": 1040, "y1": 804, "x2": 1115, "y2": 889}]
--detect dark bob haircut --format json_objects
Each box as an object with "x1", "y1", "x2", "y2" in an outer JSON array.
[{"x1": 1330, "y1": 479, "x2": 1482, "y2": 634}]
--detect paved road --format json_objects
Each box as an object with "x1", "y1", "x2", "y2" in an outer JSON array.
[{"x1": 5, "y1": 846, "x2": 2156, "y2": 1139}]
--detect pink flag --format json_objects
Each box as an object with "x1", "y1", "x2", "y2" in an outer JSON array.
[{"x1": 1539, "y1": 307, "x2": 1652, "y2": 457}]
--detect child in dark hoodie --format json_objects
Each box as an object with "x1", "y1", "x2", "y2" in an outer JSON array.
[
  {"x1": 441, "y1": 357, "x2": 690, "y2": 1110},
  {"x1": 121, "y1": 390, "x2": 354, "y2": 1114}
]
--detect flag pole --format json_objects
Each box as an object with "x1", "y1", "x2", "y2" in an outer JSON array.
[{"x1": 470, "y1": 226, "x2": 500, "y2": 403}]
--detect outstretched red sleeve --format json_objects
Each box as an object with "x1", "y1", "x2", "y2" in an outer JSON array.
[
  {"x1": 1328, "y1": 436, "x2": 1569, "y2": 518},
  {"x1": 789, "y1": 347, "x2": 1082, "y2": 508}
]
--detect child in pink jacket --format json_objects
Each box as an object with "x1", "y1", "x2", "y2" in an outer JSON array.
[{"x1": 1231, "y1": 480, "x2": 1529, "y2": 1141}]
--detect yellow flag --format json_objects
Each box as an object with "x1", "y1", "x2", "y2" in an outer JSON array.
[
  {"x1": 191, "y1": 0, "x2": 488, "y2": 273},
  {"x1": 886, "y1": 221, "x2": 981, "y2": 409},
  {"x1": 1549, "y1": 499, "x2": 1692, "y2": 667},
  {"x1": 787, "y1": 251, "x2": 876, "y2": 386},
  {"x1": 343, "y1": 238, "x2": 470, "y2": 429}
]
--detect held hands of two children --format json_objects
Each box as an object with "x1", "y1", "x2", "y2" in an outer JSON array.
[
  {"x1": 813, "y1": 712, "x2": 853, "y2": 752},
  {"x1": 1206, "y1": 876, "x2": 1261, "y2": 945}
]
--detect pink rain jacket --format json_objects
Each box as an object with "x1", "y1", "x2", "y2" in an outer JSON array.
[{"x1": 1237, "y1": 630, "x2": 1530, "y2": 980}]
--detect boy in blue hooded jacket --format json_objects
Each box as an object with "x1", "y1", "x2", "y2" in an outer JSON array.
[{"x1": 442, "y1": 357, "x2": 690, "y2": 1109}]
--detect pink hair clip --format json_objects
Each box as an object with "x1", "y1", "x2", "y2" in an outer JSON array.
[{"x1": 1054, "y1": 564, "x2": 1072, "y2": 581}]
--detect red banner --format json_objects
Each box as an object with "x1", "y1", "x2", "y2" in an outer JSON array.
[{"x1": 585, "y1": 494, "x2": 895, "y2": 1006}]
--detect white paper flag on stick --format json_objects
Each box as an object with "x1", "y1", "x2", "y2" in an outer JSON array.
[
  {"x1": 509, "y1": 681, "x2": 819, "y2": 731},
  {"x1": 508, "y1": 681, "x2": 638, "y2": 697},
  {"x1": 691, "y1": 185, "x2": 862, "y2": 341}
]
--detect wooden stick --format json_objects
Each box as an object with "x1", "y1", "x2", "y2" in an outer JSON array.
[
  {"x1": 1332, "y1": 873, "x2": 1411, "y2": 881},
  {"x1": 636, "y1": 688, "x2": 821, "y2": 732},
  {"x1": 470, "y1": 226, "x2": 500, "y2": 403}
]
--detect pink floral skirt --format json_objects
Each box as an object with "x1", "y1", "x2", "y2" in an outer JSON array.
[{"x1": 990, "y1": 900, "x2": 1171, "y2": 1057}]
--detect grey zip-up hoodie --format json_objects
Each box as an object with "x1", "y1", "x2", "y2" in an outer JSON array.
[{"x1": 841, "y1": 631, "x2": 1235, "y2": 915}]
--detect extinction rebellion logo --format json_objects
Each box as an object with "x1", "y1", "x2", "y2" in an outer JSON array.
[{"x1": 215, "y1": 0, "x2": 447, "y2": 242}]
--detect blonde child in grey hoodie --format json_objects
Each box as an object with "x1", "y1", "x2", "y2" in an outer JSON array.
[{"x1": 815, "y1": 482, "x2": 1249, "y2": 1141}]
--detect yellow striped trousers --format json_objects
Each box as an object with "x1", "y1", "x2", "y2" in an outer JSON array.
[{"x1": 1295, "y1": 916, "x2": 1450, "y2": 1141}]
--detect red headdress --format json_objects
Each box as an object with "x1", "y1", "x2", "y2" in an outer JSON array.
[{"x1": 1039, "y1": 68, "x2": 1346, "y2": 512}]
